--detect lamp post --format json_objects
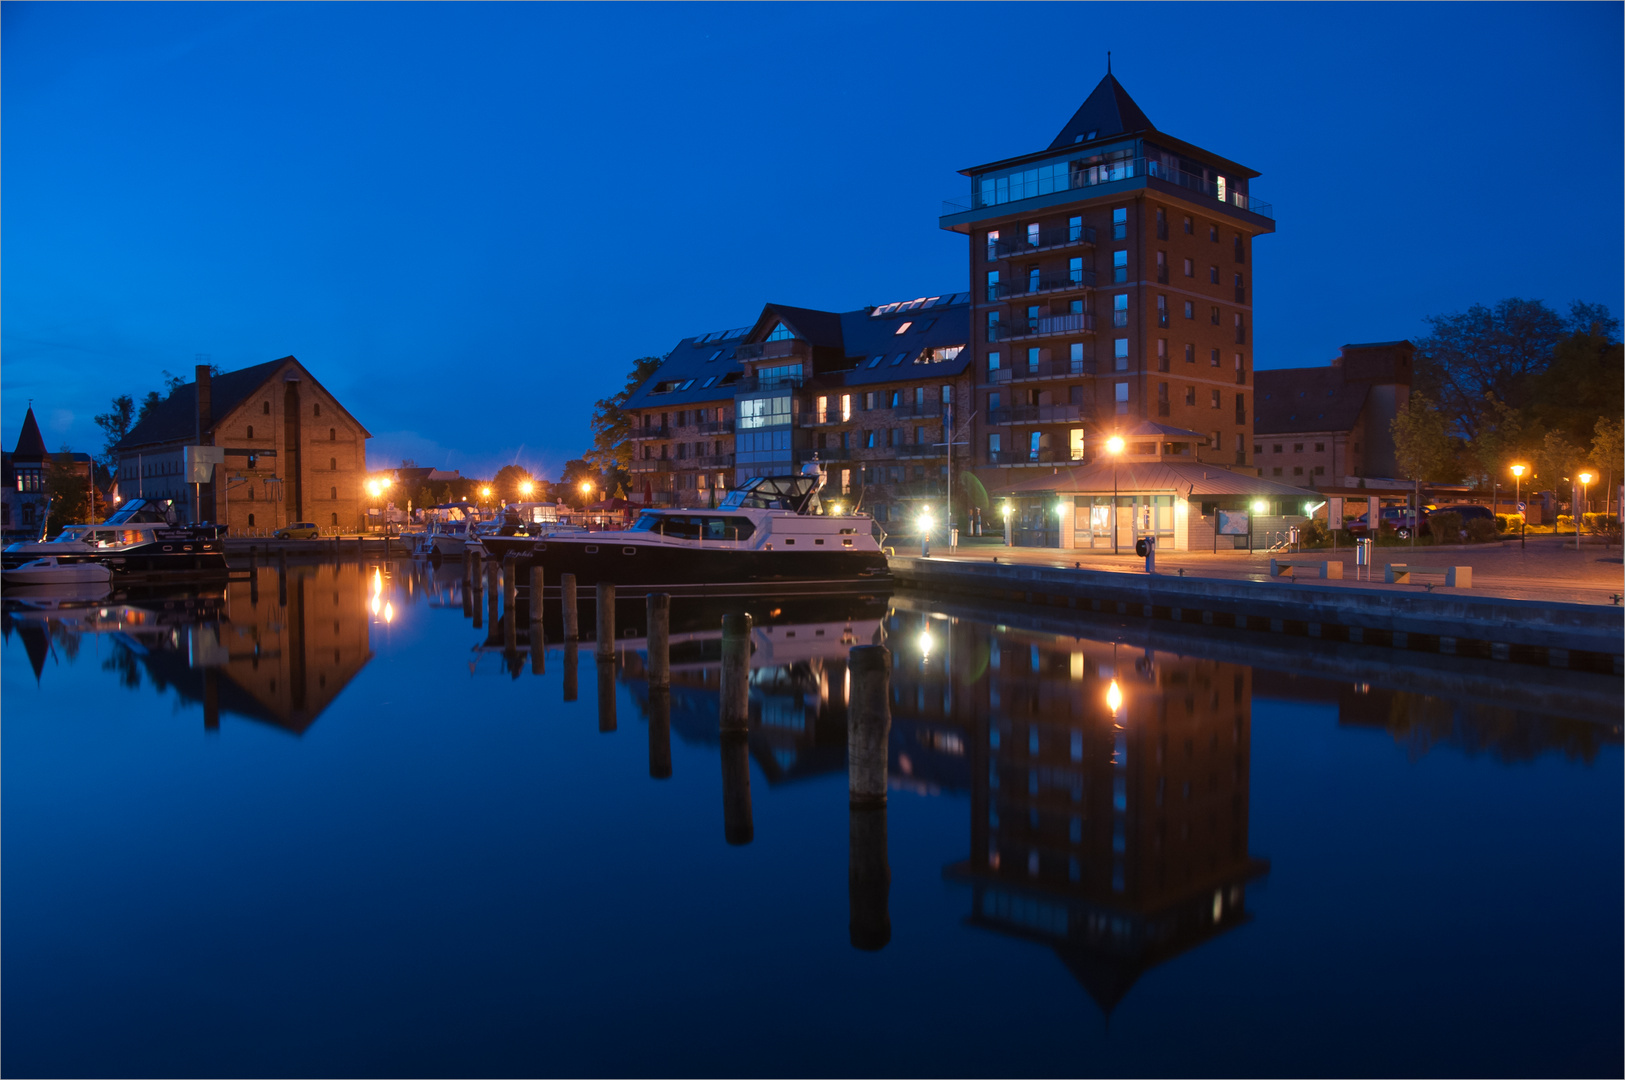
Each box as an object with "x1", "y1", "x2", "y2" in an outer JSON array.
[
  {"x1": 1578, "y1": 471, "x2": 1594, "y2": 550},
  {"x1": 1511, "y1": 464, "x2": 1526, "y2": 549},
  {"x1": 1251, "y1": 499, "x2": 1266, "y2": 553},
  {"x1": 918, "y1": 510, "x2": 933, "y2": 557},
  {"x1": 1002, "y1": 502, "x2": 1012, "y2": 547},
  {"x1": 1106, "y1": 435, "x2": 1125, "y2": 555}
]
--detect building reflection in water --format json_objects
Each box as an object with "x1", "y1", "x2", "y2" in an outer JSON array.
[
  {"x1": 1, "y1": 563, "x2": 378, "y2": 735},
  {"x1": 887, "y1": 609, "x2": 1269, "y2": 1016}
]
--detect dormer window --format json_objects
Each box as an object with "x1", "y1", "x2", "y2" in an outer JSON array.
[{"x1": 766, "y1": 322, "x2": 795, "y2": 342}]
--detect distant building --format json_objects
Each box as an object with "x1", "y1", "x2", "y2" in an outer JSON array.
[
  {"x1": 1253, "y1": 340, "x2": 1414, "y2": 486},
  {"x1": 114, "y1": 357, "x2": 371, "y2": 532},
  {"x1": 2, "y1": 405, "x2": 94, "y2": 540}
]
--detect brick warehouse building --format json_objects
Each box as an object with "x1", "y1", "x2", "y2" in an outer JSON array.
[
  {"x1": 1253, "y1": 340, "x2": 1414, "y2": 486},
  {"x1": 115, "y1": 357, "x2": 371, "y2": 532},
  {"x1": 625, "y1": 295, "x2": 973, "y2": 528},
  {"x1": 939, "y1": 71, "x2": 1274, "y2": 489}
]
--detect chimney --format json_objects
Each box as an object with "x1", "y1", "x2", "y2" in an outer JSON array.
[{"x1": 195, "y1": 364, "x2": 212, "y2": 441}]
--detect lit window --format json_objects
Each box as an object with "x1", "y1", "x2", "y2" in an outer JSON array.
[
  {"x1": 895, "y1": 321, "x2": 912, "y2": 335},
  {"x1": 841, "y1": 395, "x2": 852, "y2": 421},
  {"x1": 767, "y1": 322, "x2": 795, "y2": 341}
]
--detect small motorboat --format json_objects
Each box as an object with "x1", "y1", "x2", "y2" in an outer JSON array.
[{"x1": 3, "y1": 556, "x2": 115, "y2": 587}]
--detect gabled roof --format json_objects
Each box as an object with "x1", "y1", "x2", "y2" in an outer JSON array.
[
  {"x1": 117, "y1": 357, "x2": 371, "y2": 451},
  {"x1": 748, "y1": 303, "x2": 846, "y2": 350},
  {"x1": 1048, "y1": 73, "x2": 1155, "y2": 151},
  {"x1": 1253, "y1": 367, "x2": 1370, "y2": 436},
  {"x1": 13, "y1": 406, "x2": 48, "y2": 459}
]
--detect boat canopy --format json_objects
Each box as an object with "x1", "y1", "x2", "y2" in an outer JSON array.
[
  {"x1": 719, "y1": 474, "x2": 824, "y2": 514},
  {"x1": 104, "y1": 499, "x2": 178, "y2": 525}
]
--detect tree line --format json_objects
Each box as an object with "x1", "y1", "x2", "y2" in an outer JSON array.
[{"x1": 1391, "y1": 298, "x2": 1623, "y2": 507}]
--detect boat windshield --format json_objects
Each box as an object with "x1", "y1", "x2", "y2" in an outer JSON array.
[
  {"x1": 718, "y1": 475, "x2": 822, "y2": 514},
  {"x1": 51, "y1": 528, "x2": 88, "y2": 543},
  {"x1": 629, "y1": 512, "x2": 663, "y2": 532}
]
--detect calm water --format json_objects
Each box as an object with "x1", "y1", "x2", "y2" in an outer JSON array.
[{"x1": 4, "y1": 561, "x2": 1621, "y2": 1078}]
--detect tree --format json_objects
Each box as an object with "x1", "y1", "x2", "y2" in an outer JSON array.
[
  {"x1": 588, "y1": 356, "x2": 663, "y2": 474},
  {"x1": 492, "y1": 464, "x2": 539, "y2": 503},
  {"x1": 1527, "y1": 320, "x2": 1625, "y2": 449},
  {"x1": 1589, "y1": 417, "x2": 1623, "y2": 513},
  {"x1": 1461, "y1": 392, "x2": 1526, "y2": 490},
  {"x1": 1414, "y1": 298, "x2": 1568, "y2": 441},
  {"x1": 1390, "y1": 392, "x2": 1459, "y2": 483},
  {"x1": 93, "y1": 395, "x2": 135, "y2": 469},
  {"x1": 1532, "y1": 430, "x2": 1581, "y2": 492},
  {"x1": 44, "y1": 449, "x2": 89, "y2": 534},
  {"x1": 557, "y1": 458, "x2": 604, "y2": 508},
  {"x1": 136, "y1": 390, "x2": 164, "y2": 426}
]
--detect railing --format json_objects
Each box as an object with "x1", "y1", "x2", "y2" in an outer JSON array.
[
  {"x1": 1236, "y1": 368, "x2": 1247, "y2": 385},
  {"x1": 799, "y1": 413, "x2": 847, "y2": 427},
  {"x1": 988, "y1": 312, "x2": 1097, "y2": 342},
  {"x1": 802, "y1": 446, "x2": 852, "y2": 462},
  {"x1": 630, "y1": 458, "x2": 673, "y2": 473},
  {"x1": 987, "y1": 358, "x2": 1097, "y2": 384},
  {"x1": 1235, "y1": 409, "x2": 1247, "y2": 425},
  {"x1": 986, "y1": 448, "x2": 1087, "y2": 466},
  {"x1": 944, "y1": 157, "x2": 1273, "y2": 220},
  {"x1": 894, "y1": 444, "x2": 942, "y2": 459},
  {"x1": 632, "y1": 424, "x2": 671, "y2": 440},
  {"x1": 988, "y1": 403, "x2": 1092, "y2": 425},
  {"x1": 697, "y1": 419, "x2": 734, "y2": 436},
  {"x1": 732, "y1": 373, "x2": 804, "y2": 393},
  {"x1": 1235, "y1": 286, "x2": 1246, "y2": 304},
  {"x1": 890, "y1": 401, "x2": 944, "y2": 419},
  {"x1": 693, "y1": 454, "x2": 735, "y2": 469},
  {"x1": 1156, "y1": 266, "x2": 1168, "y2": 284},
  {"x1": 987, "y1": 269, "x2": 1097, "y2": 302},
  {"x1": 1236, "y1": 325, "x2": 1247, "y2": 345},
  {"x1": 986, "y1": 224, "x2": 1096, "y2": 259},
  {"x1": 734, "y1": 339, "x2": 812, "y2": 362}
]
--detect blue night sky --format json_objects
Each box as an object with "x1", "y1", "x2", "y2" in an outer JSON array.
[{"x1": 3, "y1": 2, "x2": 1620, "y2": 480}]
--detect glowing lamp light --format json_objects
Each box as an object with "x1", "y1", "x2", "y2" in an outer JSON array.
[
  {"x1": 1252, "y1": 499, "x2": 1267, "y2": 514},
  {"x1": 480, "y1": 486, "x2": 492, "y2": 499},
  {"x1": 1106, "y1": 435, "x2": 1125, "y2": 455},
  {"x1": 580, "y1": 480, "x2": 594, "y2": 496},
  {"x1": 371, "y1": 593, "x2": 381, "y2": 617},
  {"x1": 1510, "y1": 464, "x2": 1526, "y2": 478},
  {"x1": 1106, "y1": 679, "x2": 1123, "y2": 715},
  {"x1": 518, "y1": 480, "x2": 535, "y2": 497},
  {"x1": 383, "y1": 602, "x2": 394, "y2": 624},
  {"x1": 918, "y1": 629, "x2": 933, "y2": 659},
  {"x1": 1579, "y1": 471, "x2": 1595, "y2": 486},
  {"x1": 918, "y1": 512, "x2": 934, "y2": 534}
]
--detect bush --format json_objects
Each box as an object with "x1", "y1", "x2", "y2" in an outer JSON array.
[
  {"x1": 1427, "y1": 511, "x2": 1462, "y2": 545},
  {"x1": 1299, "y1": 519, "x2": 1329, "y2": 547},
  {"x1": 1465, "y1": 517, "x2": 1500, "y2": 543},
  {"x1": 1581, "y1": 513, "x2": 1619, "y2": 532},
  {"x1": 1556, "y1": 514, "x2": 1575, "y2": 533},
  {"x1": 1495, "y1": 513, "x2": 1522, "y2": 533}
]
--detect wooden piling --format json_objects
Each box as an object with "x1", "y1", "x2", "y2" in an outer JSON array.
[
  {"x1": 648, "y1": 688, "x2": 672, "y2": 779},
  {"x1": 596, "y1": 582, "x2": 616, "y2": 658},
  {"x1": 849, "y1": 805, "x2": 890, "y2": 950},
  {"x1": 847, "y1": 644, "x2": 891, "y2": 808},
  {"x1": 529, "y1": 564, "x2": 545, "y2": 627},
  {"x1": 502, "y1": 553, "x2": 518, "y2": 619},
  {"x1": 561, "y1": 573, "x2": 579, "y2": 640},
  {"x1": 720, "y1": 735, "x2": 753, "y2": 845},
  {"x1": 486, "y1": 557, "x2": 500, "y2": 626},
  {"x1": 529, "y1": 564, "x2": 545, "y2": 675},
  {"x1": 596, "y1": 656, "x2": 616, "y2": 733},
  {"x1": 720, "y1": 613, "x2": 752, "y2": 734},
  {"x1": 562, "y1": 639, "x2": 579, "y2": 702},
  {"x1": 647, "y1": 592, "x2": 670, "y2": 689}
]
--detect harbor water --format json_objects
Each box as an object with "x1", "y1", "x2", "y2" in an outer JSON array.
[{"x1": 3, "y1": 559, "x2": 1620, "y2": 1077}]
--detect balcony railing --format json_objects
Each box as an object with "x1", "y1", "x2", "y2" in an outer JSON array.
[
  {"x1": 630, "y1": 458, "x2": 674, "y2": 473},
  {"x1": 987, "y1": 269, "x2": 1098, "y2": 302},
  {"x1": 987, "y1": 358, "x2": 1097, "y2": 384},
  {"x1": 1157, "y1": 402, "x2": 1171, "y2": 417},
  {"x1": 986, "y1": 224, "x2": 1096, "y2": 260},
  {"x1": 1235, "y1": 326, "x2": 1247, "y2": 345},
  {"x1": 987, "y1": 403, "x2": 1092, "y2": 425},
  {"x1": 632, "y1": 425, "x2": 671, "y2": 440},
  {"x1": 801, "y1": 446, "x2": 852, "y2": 462},
  {"x1": 985, "y1": 448, "x2": 1087, "y2": 466},
  {"x1": 697, "y1": 419, "x2": 734, "y2": 436},
  {"x1": 1235, "y1": 286, "x2": 1246, "y2": 304},
  {"x1": 945, "y1": 158, "x2": 1273, "y2": 221},
  {"x1": 799, "y1": 413, "x2": 848, "y2": 427},
  {"x1": 734, "y1": 339, "x2": 812, "y2": 363},
  {"x1": 893, "y1": 444, "x2": 943, "y2": 459},
  {"x1": 890, "y1": 401, "x2": 944, "y2": 419},
  {"x1": 989, "y1": 312, "x2": 1097, "y2": 343},
  {"x1": 692, "y1": 453, "x2": 735, "y2": 469},
  {"x1": 732, "y1": 373, "x2": 804, "y2": 393},
  {"x1": 1235, "y1": 368, "x2": 1246, "y2": 386}
]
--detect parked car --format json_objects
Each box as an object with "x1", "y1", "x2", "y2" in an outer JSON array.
[
  {"x1": 273, "y1": 522, "x2": 320, "y2": 540},
  {"x1": 1347, "y1": 505, "x2": 1427, "y2": 538}
]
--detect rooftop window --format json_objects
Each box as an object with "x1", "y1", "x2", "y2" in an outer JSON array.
[
  {"x1": 895, "y1": 322, "x2": 912, "y2": 335},
  {"x1": 766, "y1": 322, "x2": 796, "y2": 342}
]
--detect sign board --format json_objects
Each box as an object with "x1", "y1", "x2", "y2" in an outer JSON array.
[
  {"x1": 184, "y1": 445, "x2": 227, "y2": 483},
  {"x1": 1328, "y1": 497, "x2": 1344, "y2": 531},
  {"x1": 1368, "y1": 496, "x2": 1381, "y2": 531},
  {"x1": 1216, "y1": 510, "x2": 1250, "y2": 536}
]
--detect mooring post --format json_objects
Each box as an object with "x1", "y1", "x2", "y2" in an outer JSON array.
[
  {"x1": 648, "y1": 687, "x2": 672, "y2": 779},
  {"x1": 720, "y1": 613, "x2": 752, "y2": 734},
  {"x1": 562, "y1": 639, "x2": 579, "y2": 702},
  {"x1": 469, "y1": 548, "x2": 482, "y2": 593},
  {"x1": 277, "y1": 550, "x2": 288, "y2": 605},
  {"x1": 849, "y1": 798, "x2": 891, "y2": 951},
  {"x1": 529, "y1": 563, "x2": 545, "y2": 627},
  {"x1": 597, "y1": 655, "x2": 617, "y2": 733},
  {"x1": 357, "y1": 535, "x2": 365, "y2": 561},
  {"x1": 561, "y1": 573, "x2": 579, "y2": 640},
  {"x1": 596, "y1": 582, "x2": 616, "y2": 659},
  {"x1": 720, "y1": 734, "x2": 753, "y2": 846},
  {"x1": 848, "y1": 644, "x2": 891, "y2": 808},
  {"x1": 647, "y1": 592, "x2": 670, "y2": 690},
  {"x1": 529, "y1": 564, "x2": 545, "y2": 675},
  {"x1": 502, "y1": 553, "x2": 518, "y2": 619},
  {"x1": 470, "y1": 556, "x2": 484, "y2": 630},
  {"x1": 486, "y1": 557, "x2": 500, "y2": 627}
]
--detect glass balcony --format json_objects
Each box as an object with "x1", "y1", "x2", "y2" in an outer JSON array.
[
  {"x1": 631, "y1": 424, "x2": 671, "y2": 440},
  {"x1": 734, "y1": 339, "x2": 812, "y2": 363},
  {"x1": 944, "y1": 158, "x2": 1272, "y2": 221},
  {"x1": 987, "y1": 358, "x2": 1097, "y2": 385},
  {"x1": 985, "y1": 223, "x2": 1096, "y2": 260},
  {"x1": 988, "y1": 313, "x2": 1097, "y2": 343},
  {"x1": 987, "y1": 269, "x2": 1098, "y2": 302},
  {"x1": 987, "y1": 403, "x2": 1093, "y2": 425}
]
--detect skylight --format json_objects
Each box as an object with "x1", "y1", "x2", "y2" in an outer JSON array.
[
  {"x1": 706, "y1": 350, "x2": 723, "y2": 362},
  {"x1": 867, "y1": 356, "x2": 883, "y2": 368},
  {"x1": 895, "y1": 321, "x2": 912, "y2": 335}
]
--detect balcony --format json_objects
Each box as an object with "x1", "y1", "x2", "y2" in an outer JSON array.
[
  {"x1": 801, "y1": 446, "x2": 852, "y2": 463},
  {"x1": 732, "y1": 373, "x2": 804, "y2": 393},
  {"x1": 1235, "y1": 286, "x2": 1246, "y2": 304},
  {"x1": 989, "y1": 312, "x2": 1096, "y2": 343},
  {"x1": 987, "y1": 269, "x2": 1098, "y2": 302},
  {"x1": 1236, "y1": 326, "x2": 1247, "y2": 345},
  {"x1": 697, "y1": 419, "x2": 734, "y2": 436},
  {"x1": 985, "y1": 224, "x2": 1096, "y2": 260},
  {"x1": 630, "y1": 458, "x2": 674, "y2": 473},
  {"x1": 943, "y1": 158, "x2": 1273, "y2": 224},
  {"x1": 987, "y1": 358, "x2": 1097, "y2": 384},
  {"x1": 692, "y1": 453, "x2": 735, "y2": 470},
  {"x1": 985, "y1": 449, "x2": 1087, "y2": 467},
  {"x1": 893, "y1": 444, "x2": 944, "y2": 459},
  {"x1": 734, "y1": 339, "x2": 812, "y2": 363},
  {"x1": 890, "y1": 401, "x2": 944, "y2": 419},
  {"x1": 631, "y1": 424, "x2": 671, "y2": 440},
  {"x1": 988, "y1": 403, "x2": 1092, "y2": 425}
]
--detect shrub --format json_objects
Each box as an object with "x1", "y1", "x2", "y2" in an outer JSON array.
[
  {"x1": 1465, "y1": 517, "x2": 1500, "y2": 543},
  {"x1": 1426, "y1": 511, "x2": 1462, "y2": 545},
  {"x1": 1494, "y1": 513, "x2": 1522, "y2": 533},
  {"x1": 1299, "y1": 519, "x2": 1329, "y2": 547},
  {"x1": 1556, "y1": 514, "x2": 1575, "y2": 533},
  {"x1": 1581, "y1": 513, "x2": 1619, "y2": 532}
]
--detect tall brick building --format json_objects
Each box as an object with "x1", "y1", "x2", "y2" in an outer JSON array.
[
  {"x1": 938, "y1": 71, "x2": 1274, "y2": 488},
  {"x1": 115, "y1": 357, "x2": 371, "y2": 532},
  {"x1": 1253, "y1": 340, "x2": 1414, "y2": 485}
]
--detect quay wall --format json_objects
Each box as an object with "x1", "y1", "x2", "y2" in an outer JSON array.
[{"x1": 888, "y1": 556, "x2": 1624, "y2": 673}]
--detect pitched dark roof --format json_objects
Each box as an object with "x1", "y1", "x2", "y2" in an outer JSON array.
[
  {"x1": 12, "y1": 406, "x2": 48, "y2": 459},
  {"x1": 116, "y1": 356, "x2": 369, "y2": 451},
  {"x1": 755, "y1": 304, "x2": 846, "y2": 350},
  {"x1": 1049, "y1": 73, "x2": 1156, "y2": 150},
  {"x1": 1253, "y1": 367, "x2": 1370, "y2": 436}
]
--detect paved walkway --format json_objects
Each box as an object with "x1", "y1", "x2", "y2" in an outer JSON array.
[{"x1": 919, "y1": 535, "x2": 1625, "y2": 606}]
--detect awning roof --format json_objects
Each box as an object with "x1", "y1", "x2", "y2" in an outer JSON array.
[{"x1": 1000, "y1": 459, "x2": 1320, "y2": 498}]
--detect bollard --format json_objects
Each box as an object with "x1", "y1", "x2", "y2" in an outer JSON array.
[
  {"x1": 849, "y1": 804, "x2": 890, "y2": 950},
  {"x1": 562, "y1": 640, "x2": 579, "y2": 702},
  {"x1": 847, "y1": 645, "x2": 891, "y2": 808},
  {"x1": 720, "y1": 735, "x2": 754, "y2": 846},
  {"x1": 596, "y1": 656, "x2": 617, "y2": 733},
  {"x1": 648, "y1": 688, "x2": 672, "y2": 779},
  {"x1": 647, "y1": 593, "x2": 670, "y2": 690},
  {"x1": 720, "y1": 613, "x2": 752, "y2": 734},
  {"x1": 596, "y1": 582, "x2": 616, "y2": 659},
  {"x1": 561, "y1": 573, "x2": 579, "y2": 640}
]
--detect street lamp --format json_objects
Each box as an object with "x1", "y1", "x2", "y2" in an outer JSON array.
[
  {"x1": 1106, "y1": 679, "x2": 1123, "y2": 717},
  {"x1": 1002, "y1": 502, "x2": 1013, "y2": 548},
  {"x1": 1106, "y1": 435, "x2": 1125, "y2": 555},
  {"x1": 1511, "y1": 464, "x2": 1526, "y2": 549},
  {"x1": 1578, "y1": 471, "x2": 1595, "y2": 550},
  {"x1": 518, "y1": 480, "x2": 535, "y2": 499},
  {"x1": 918, "y1": 510, "x2": 933, "y2": 557}
]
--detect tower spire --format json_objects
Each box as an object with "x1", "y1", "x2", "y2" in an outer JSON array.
[{"x1": 1107, "y1": 50, "x2": 1111, "y2": 75}]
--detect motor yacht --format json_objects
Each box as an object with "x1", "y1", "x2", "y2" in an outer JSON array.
[{"x1": 1, "y1": 499, "x2": 228, "y2": 580}]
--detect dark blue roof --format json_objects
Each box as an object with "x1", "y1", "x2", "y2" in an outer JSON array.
[{"x1": 625, "y1": 293, "x2": 972, "y2": 410}]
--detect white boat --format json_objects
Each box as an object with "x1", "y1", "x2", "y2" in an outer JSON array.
[{"x1": 3, "y1": 556, "x2": 115, "y2": 586}]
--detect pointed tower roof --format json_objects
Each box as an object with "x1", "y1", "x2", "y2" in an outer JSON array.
[
  {"x1": 1048, "y1": 72, "x2": 1155, "y2": 150},
  {"x1": 12, "y1": 406, "x2": 48, "y2": 460}
]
